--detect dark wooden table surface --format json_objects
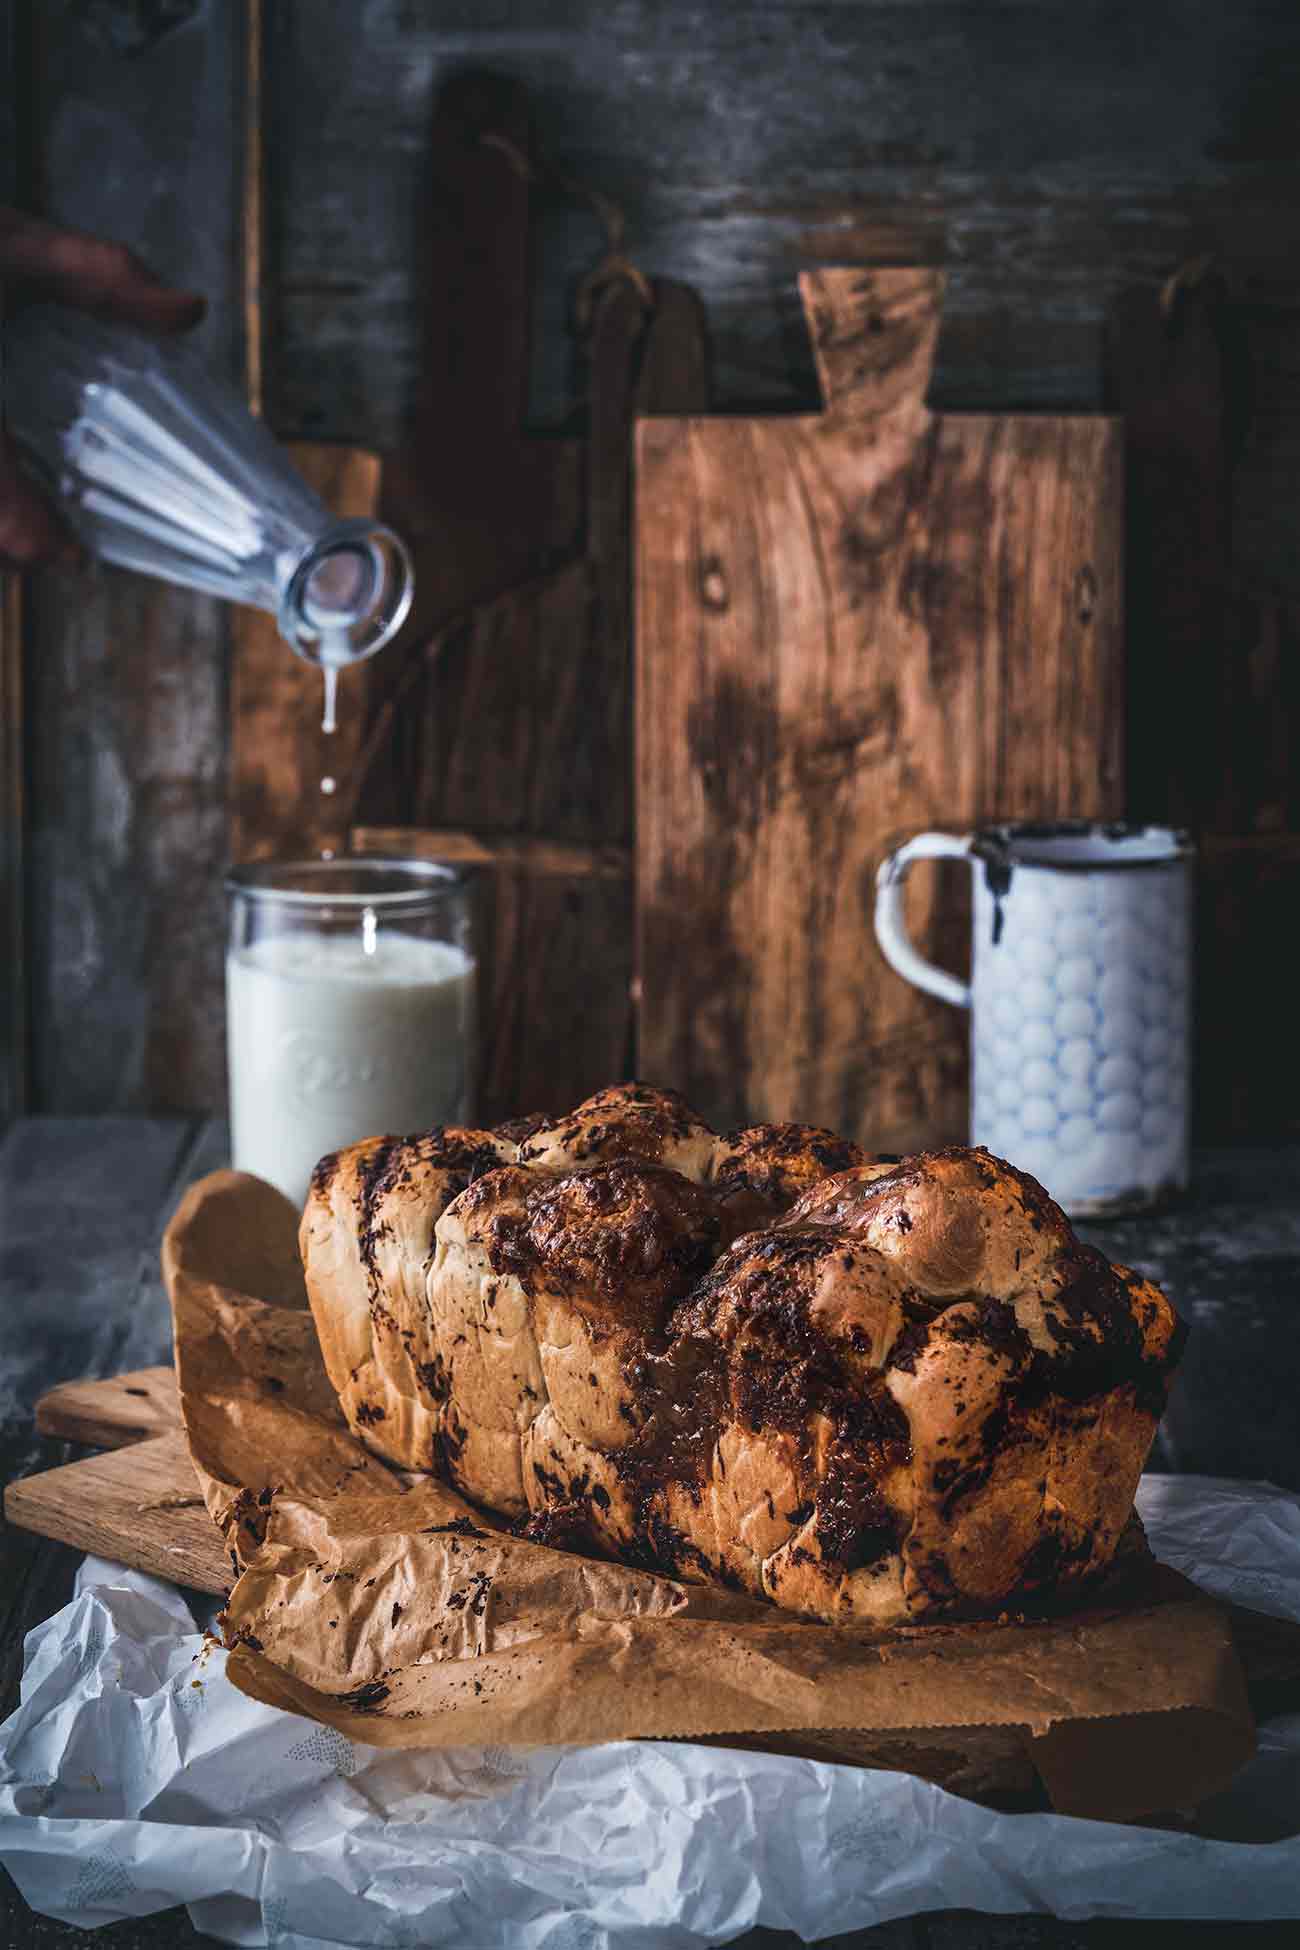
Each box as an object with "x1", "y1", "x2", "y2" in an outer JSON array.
[{"x1": 1, "y1": 1118, "x2": 1298, "y2": 1950}]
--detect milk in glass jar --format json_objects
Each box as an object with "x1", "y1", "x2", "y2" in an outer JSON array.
[{"x1": 226, "y1": 860, "x2": 475, "y2": 1209}]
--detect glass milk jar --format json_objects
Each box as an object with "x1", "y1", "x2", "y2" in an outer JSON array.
[{"x1": 226, "y1": 859, "x2": 475, "y2": 1208}]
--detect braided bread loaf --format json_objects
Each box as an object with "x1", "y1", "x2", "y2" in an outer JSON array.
[{"x1": 301, "y1": 1084, "x2": 1183, "y2": 1624}]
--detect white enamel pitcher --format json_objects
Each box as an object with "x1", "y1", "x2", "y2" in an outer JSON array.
[{"x1": 874, "y1": 821, "x2": 1194, "y2": 1216}]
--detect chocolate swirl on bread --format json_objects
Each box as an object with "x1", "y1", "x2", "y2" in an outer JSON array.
[{"x1": 300, "y1": 1084, "x2": 1184, "y2": 1624}]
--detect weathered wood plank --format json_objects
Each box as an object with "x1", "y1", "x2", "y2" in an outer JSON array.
[
  {"x1": 637, "y1": 269, "x2": 1123, "y2": 1151},
  {"x1": 340, "y1": 71, "x2": 711, "y2": 1124},
  {"x1": 363, "y1": 69, "x2": 585, "y2": 663},
  {"x1": 23, "y1": 3, "x2": 242, "y2": 1114},
  {"x1": 925, "y1": 1922, "x2": 1300, "y2": 1950},
  {"x1": 261, "y1": 0, "x2": 1300, "y2": 1150},
  {"x1": 0, "y1": 0, "x2": 27, "y2": 1128},
  {"x1": 265, "y1": 1, "x2": 1300, "y2": 432},
  {"x1": 355, "y1": 824, "x2": 631, "y2": 879},
  {"x1": 335, "y1": 73, "x2": 619, "y2": 1123},
  {"x1": 0, "y1": 1881, "x2": 224, "y2": 1950},
  {"x1": 475, "y1": 864, "x2": 634, "y2": 1120},
  {"x1": 0, "y1": 575, "x2": 23, "y2": 1129},
  {"x1": 18, "y1": 0, "x2": 1299, "y2": 1153},
  {"x1": 35, "y1": 1366, "x2": 180, "y2": 1448},
  {"x1": 5, "y1": 1431, "x2": 226, "y2": 1595}
]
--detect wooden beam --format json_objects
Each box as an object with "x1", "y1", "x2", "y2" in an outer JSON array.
[{"x1": 352, "y1": 825, "x2": 632, "y2": 880}]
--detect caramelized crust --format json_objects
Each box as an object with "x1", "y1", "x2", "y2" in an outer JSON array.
[
  {"x1": 300, "y1": 1127, "x2": 514, "y2": 1472},
  {"x1": 475, "y1": 1160, "x2": 723, "y2": 1327},
  {"x1": 709, "y1": 1122, "x2": 893, "y2": 1231},
  {"x1": 517, "y1": 1082, "x2": 719, "y2": 1181},
  {"x1": 301, "y1": 1094, "x2": 1185, "y2": 1625}
]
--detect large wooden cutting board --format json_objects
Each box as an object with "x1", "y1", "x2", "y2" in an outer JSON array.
[{"x1": 636, "y1": 268, "x2": 1124, "y2": 1154}]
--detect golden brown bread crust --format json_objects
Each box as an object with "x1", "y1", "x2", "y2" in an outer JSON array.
[
  {"x1": 300, "y1": 1093, "x2": 1185, "y2": 1625},
  {"x1": 708, "y1": 1121, "x2": 892, "y2": 1232},
  {"x1": 516, "y1": 1082, "x2": 719, "y2": 1181},
  {"x1": 428, "y1": 1158, "x2": 724, "y2": 1517},
  {"x1": 300, "y1": 1127, "x2": 514, "y2": 1474}
]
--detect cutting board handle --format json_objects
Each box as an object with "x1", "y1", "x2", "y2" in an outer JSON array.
[{"x1": 800, "y1": 267, "x2": 943, "y2": 429}]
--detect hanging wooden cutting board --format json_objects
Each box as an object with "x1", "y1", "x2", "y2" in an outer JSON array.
[
  {"x1": 349, "y1": 73, "x2": 709, "y2": 1121},
  {"x1": 228, "y1": 73, "x2": 708, "y2": 1120},
  {"x1": 636, "y1": 268, "x2": 1124, "y2": 1154}
]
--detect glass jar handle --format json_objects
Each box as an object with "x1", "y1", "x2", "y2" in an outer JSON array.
[{"x1": 873, "y1": 832, "x2": 974, "y2": 1009}]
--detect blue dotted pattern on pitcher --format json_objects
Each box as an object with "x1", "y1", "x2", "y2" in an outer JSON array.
[{"x1": 971, "y1": 866, "x2": 1190, "y2": 1210}]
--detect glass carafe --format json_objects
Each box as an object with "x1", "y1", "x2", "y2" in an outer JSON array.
[{"x1": 2, "y1": 305, "x2": 414, "y2": 680}]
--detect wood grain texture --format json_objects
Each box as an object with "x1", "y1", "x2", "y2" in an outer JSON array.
[
  {"x1": 35, "y1": 1366, "x2": 180, "y2": 1448},
  {"x1": 0, "y1": 577, "x2": 24, "y2": 1126},
  {"x1": 348, "y1": 72, "x2": 709, "y2": 1123},
  {"x1": 264, "y1": 1, "x2": 1300, "y2": 433},
  {"x1": 22, "y1": 3, "x2": 242, "y2": 1115},
  {"x1": 354, "y1": 825, "x2": 630, "y2": 879},
  {"x1": 5, "y1": 1431, "x2": 227, "y2": 1595},
  {"x1": 1107, "y1": 276, "x2": 1300, "y2": 1139},
  {"x1": 18, "y1": 0, "x2": 1299, "y2": 1158},
  {"x1": 342, "y1": 74, "x2": 606, "y2": 1125},
  {"x1": 365, "y1": 71, "x2": 584, "y2": 661},
  {"x1": 637, "y1": 268, "x2": 1123, "y2": 1152},
  {"x1": 0, "y1": 0, "x2": 26, "y2": 1126},
  {"x1": 228, "y1": 442, "x2": 383, "y2": 863}
]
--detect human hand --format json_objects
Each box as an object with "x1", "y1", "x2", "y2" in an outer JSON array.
[{"x1": 0, "y1": 208, "x2": 205, "y2": 567}]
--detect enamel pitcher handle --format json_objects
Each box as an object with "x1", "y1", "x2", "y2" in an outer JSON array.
[{"x1": 873, "y1": 832, "x2": 974, "y2": 1009}]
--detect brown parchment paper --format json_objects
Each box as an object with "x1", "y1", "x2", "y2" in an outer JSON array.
[{"x1": 162, "y1": 1170, "x2": 1256, "y2": 1821}]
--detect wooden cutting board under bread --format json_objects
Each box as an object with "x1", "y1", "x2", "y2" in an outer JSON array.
[
  {"x1": 636, "y1": 266, "x2": 1125, "y2": 1154},
  {"x1": 7, "y1": 1368, "x2": 230, "y2": 1594}
]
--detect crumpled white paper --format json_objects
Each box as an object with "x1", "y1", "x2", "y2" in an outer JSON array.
[{"x1": 2, "y1": 1476, "x2": 1300, "y2": 1948}]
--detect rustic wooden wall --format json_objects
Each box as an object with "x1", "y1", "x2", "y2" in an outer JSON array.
[
  {"x1": 0, "y1": 0, "x2": 24, "y2": 1126},
  {"x1": 8, "y1": 0, "x2": 1300, "y2": 1133},
  {"x1": 11, "y1": 0, "x2": 242, "y2": 1114}
]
